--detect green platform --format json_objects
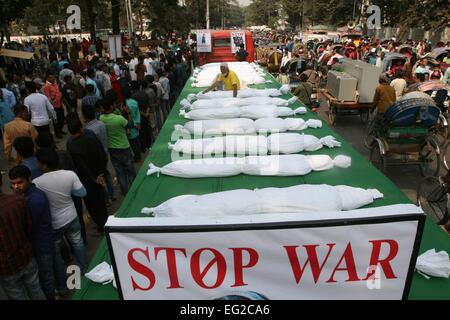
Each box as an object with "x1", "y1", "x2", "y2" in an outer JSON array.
[{"x1": 74, "y1": 69, "x2": 450, "y2": 300}]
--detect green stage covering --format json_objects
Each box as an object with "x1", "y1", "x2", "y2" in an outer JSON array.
[{"x1": 74, "y1": 68, "x2": 450, "y2": 300}]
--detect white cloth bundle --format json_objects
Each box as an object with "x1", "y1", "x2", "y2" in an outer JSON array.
[
  {"x1": 175, "y1": 119, "x2": 256, "y2": 135},
  {"x1": 147, "y1": 155, "x2": 351, "y2": 178},
  {"x1": 174, "y1": 118, "x2": 322, "y2": 135},
  {"x1": 188, "y1": 85, "x2": 291, "y2": 101},
  {"x1": 85, "y1": 262, "x2": 116, "y2": 288},
  {"x1": 415, "y1": 249, "x2": 450, "y2": 279},
  {"x1": 141, "y1": 184, "x2": 383, "y2": 218},
  {"x1": 254, "y1": 118, "x2": 321, "y2": 132},
  {"x1": 268, "y1": 133, "x2": 340, "y2": 154},
  {"x1": 169, "y1": 135, "x2": 268, "y2": 156},
  {"x1": 180, "y1": 96, "x2": 298, "y2": 110},
  {"x1": 191, "y1": 62, "x2": 266, "y2": 87},
  {"x1": 179, "y1": 106, "x2": 306, "y2": 120},
  {"x1": 169, "y1": 133, "x2": 339, "y2": 156}
]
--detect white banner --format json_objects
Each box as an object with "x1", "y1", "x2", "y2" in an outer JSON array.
[
  {"x1": 231, "y1": 31, "x2": 246, "y2": 54},
  {"x1": 106, "y1": 204, "x2": 424, "y2": 300},
  {"x1": 108, "y1": 35, "x2": 122, "y2": 60},
  {"x1": 196, "y1": 30, "x2": 212, "y2": 53}
]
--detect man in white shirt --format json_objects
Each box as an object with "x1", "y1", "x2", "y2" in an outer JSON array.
[
  {"x1": 280, "y1": 48, "x2": 290, "y2": 68},
  {"x1": 390, "y1": 70, "x2": 407, "y2": 99},
  {"x1": 34, "y1": 148, "x2": 87, "y2": 280},
  {"x1": 95, "y1": 63, "x2": 112, "y2": 93},
  {"x1": 127, "y1": 55, "x2": 138, "y2": 81},
  {"x1": 23, "y1": 82, "x2": 56, "y2": 134},
  {"x1": 375, "y1": 51, "x2": 385, "y2": 69},
  {"x1": 144, "y1": 54, "x2": 156, "y2": 76},
  {"x1": 157, "y1": 68, "x2": 170, "y2": 115}
]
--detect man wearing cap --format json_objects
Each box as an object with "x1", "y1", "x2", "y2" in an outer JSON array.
[{"x1": 202, "y1": 63, "x2": 241, "y2": 98}]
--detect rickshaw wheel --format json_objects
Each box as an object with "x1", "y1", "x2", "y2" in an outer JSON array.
[
  {"x1": 370, "y1": 140, "x2": 387, "y2": 172},
  {"x1": 360, "y1": 109, "x2": 370, "y2": 124},
  {"x1": 443, "y1": 142, "x2": 450, "y2": 171},
  {"x1": 328, "y1": 103, "x2": 337, "y2": 126},
  {"x1": 419, "y1": 137, "x2": 441, "y2": 177},
  {"x1": 432, "y1": 114, "x2": 449, "y2": 146},
  {"x1": 417, "y1": 176, "x2": 450, "y2": 225},
  {"x1": 364, "y1": 118, "x2": 376, "y2": 149}
]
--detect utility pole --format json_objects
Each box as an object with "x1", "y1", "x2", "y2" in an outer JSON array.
[
  {"x1": 125, "y1": 0, "x2": 132, "y2": 36},
  {"x1": 128, "y1": 0, "x2": 134, "y2": 34},
  {"x1": 206, "y1": 0, "x2": 210, "y2": 29}
]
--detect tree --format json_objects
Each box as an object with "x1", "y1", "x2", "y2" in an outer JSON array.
[
  {"x1": 281, "y1": 0, "x2": 303, "y2": 29},
  {"x1": 21, "y1": 0, "x2": 65, "y2": 36},
  {"x1": 370, "y1": 0, "x2": 449, "y2": 39},
  {"x1": 83, "y1": 0, "x2": 99, "y2": 40},
  {"x1": 245, "y1": 0, "x2": 280, "y2": 27},
  {"x1": 226, "y1": 4, "x2": 245, "y2": 28},
  {"x1": 143, "y1": 0, "x2": 191, "y2": 37},
  {"x1": 111, "y1": 0, "x2": 120, "y2": 34},
  {"x1": 0, "y1": 0, "x2": 33, "y2": 40}
]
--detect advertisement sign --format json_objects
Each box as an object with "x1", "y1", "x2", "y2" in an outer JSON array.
[
  {"x1": 196, "y1": 30, "x2": 212, "y2": 53},
  {"x1": 108, "y1": 35, "x2": 123, "y2": 60},
  {"x1": 106, "y1": 204, "x2": 424, "y2": 300},
  {"x1": 230, "y1": 31, "x2": 246, "y2": 54}
]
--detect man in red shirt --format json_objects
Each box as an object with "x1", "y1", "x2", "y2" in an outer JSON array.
[
  {"x1": 81, "y1": 38, "x2": 90, "y2": 57},
  {"x1": 0, "y1": 173, "x2": 46, "y2": 300},
  {"x1": 43, "y1": 74, "x2": 65, "y2": 138}
]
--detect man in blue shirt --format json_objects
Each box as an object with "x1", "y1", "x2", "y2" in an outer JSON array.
[
  {"x1": 0, "y1": 79, "x2": 17, "y2": 111},
  {"x1": 13, "y1": 136, "x2": 44, "y2": 179},
  {"x1": 9, "y1": 165, "x2": 56, "y2": 300}
]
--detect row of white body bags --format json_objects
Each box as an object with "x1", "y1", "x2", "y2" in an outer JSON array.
[
  {"x1": 191, "y1": 62, "x2": 267, "y2": 87},
  {"x1": 146, "y1": 154, "x2": 351, "y2": 178},
  {"x1": 180, "y1": 96, "x2": 298, "y2": 109},
  {"x1": 141, "y1": 184, "x2": 384, "y2": 218},
  {"x1": 186, "y1": 85, "x2": 291, "y2": 101},
  {"x1": 168, "y1": 134, "x2": 341, "y2": 156},
  {"x1": 174, "y1": 118, "x2": 323, "y2": 135},
  {"x1": 179, "y1": 105, "x2": 307, "y2": 120}
]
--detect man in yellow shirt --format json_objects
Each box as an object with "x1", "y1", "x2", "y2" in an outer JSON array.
[
  {"x1": 203, "y1": 62, "x2": 241, "y2": 97},
  {"x1": 3, "y1": 104, "x2": 38, "y2": 163}
]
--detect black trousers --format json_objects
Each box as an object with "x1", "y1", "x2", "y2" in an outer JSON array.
[
  {"x1": 129, "y1": 137, "x2": 142, "y2": 161},
  {"x1": 34, "y1": 124, "x2": 50, "y2": 134},
  {"x1": 54, "y1": 108, "x2": 65, "y2": 135},
  {"x1": 139, "y1": 117, "x2": 153, "y2": 150},
  {"x1": 83, "y1": 180, "x2": 109, "y2": 231}
]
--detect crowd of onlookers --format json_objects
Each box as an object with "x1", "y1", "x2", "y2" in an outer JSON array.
[{"x1": 0, "y1": 34, "x2": 194, "y2": 300}]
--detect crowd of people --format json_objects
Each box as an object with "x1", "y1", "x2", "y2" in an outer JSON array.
[
  {"x1": 267, "y1": 34, "x2": 450, "y2": 108},
  {"x1": 0, "y1": 34, "x2": 194, "y2": 300}
]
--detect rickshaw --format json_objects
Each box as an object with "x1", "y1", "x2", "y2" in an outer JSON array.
[
  {"x1": 284, "y1": 58, "x2": 308, "y2": 83},
  {"x1": 398, "y1": 44, "x2": 414, "y2": 57},
  {"x1": 267, "y1": 49, "x2": 283, "y2": 73},
  {"x1": 313, "y1": 42, "x2": 328, "y2": 54},
  {"x1": 413, "y1": 57, "x2": 441, "y2": 74},
  {"x1": 367, "y1": 92, "x2": 441, "y2": 176},
  {"x1": 382, "y1": 53, "x2": 407, "y2": 77},
  {"x1": 424, "y1": 48, "x2": 450, "y2": 72}
]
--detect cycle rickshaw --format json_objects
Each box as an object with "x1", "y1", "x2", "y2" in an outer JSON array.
[{"x1": 367, "y1": 92, "x2": 442, "y2": 176}]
